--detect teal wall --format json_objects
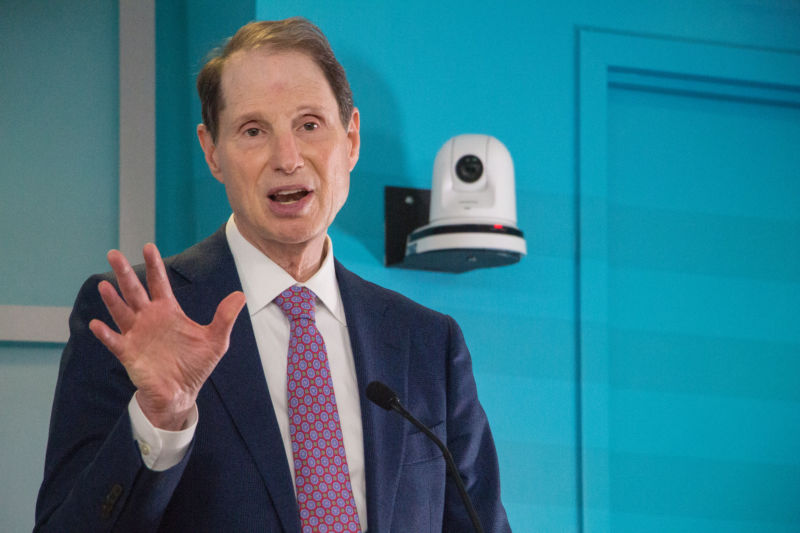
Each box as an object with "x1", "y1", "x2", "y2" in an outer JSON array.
[
  {"x1": 2, "y1": 1, "x2": 799, "y2": 531},
  {"x1": 0, "y1": 0, "x2": 118, "y2": 306}
]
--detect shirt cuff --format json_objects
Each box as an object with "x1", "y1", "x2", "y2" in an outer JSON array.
[{"x1": 128, "y1": 393, "x2": 198, "y2": 472}]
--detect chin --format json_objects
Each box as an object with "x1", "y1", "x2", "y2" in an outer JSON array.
[{"x1": 271, "y1": 227, "x2": 326, "y2": 247}]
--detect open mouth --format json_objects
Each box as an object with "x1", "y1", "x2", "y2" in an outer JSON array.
[{"x1": 269, "y1": 188, "x2": 310, "y2": 204}]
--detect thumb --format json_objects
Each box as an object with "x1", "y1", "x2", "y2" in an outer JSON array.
[{"x1": 208, "y1": 291, "x2": 246, "y2": 342}]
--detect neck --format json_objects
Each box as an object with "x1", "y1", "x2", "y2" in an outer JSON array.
[
  {"x1": 268, "y1": 239, "x2": 327, "y2": 282},
  {"x1": 231, "y1": 215, "x2": 330, "y2": 281},
  {"x1": 237, "y1": 230, "x2": 328, "y2": 284}
]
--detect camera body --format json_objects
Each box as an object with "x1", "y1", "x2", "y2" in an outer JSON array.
[
  {"x1": 403, "y1": 134, "x2": 526, "y2": 273},
  {"x1": 429, "y1": 134, "x2": 518, "y2": 227}
]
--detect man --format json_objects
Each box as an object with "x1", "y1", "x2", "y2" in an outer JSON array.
[{"x1": 36, "y1": 17, "x2": 510, "y2": 532}]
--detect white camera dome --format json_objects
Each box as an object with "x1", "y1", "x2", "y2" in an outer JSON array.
[{"x1": 429, "y1": 134, "x2": 518, "y2": 227}]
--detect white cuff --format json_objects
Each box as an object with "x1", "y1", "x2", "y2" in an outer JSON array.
[{"x1": 128, "y1": 393, "x2": 198, "y2": 471}]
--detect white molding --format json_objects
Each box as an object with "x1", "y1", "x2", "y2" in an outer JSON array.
[
  {"x1": 2, "y1": 0, "x2": 155, "y2": 344},
  {"x1": 119, "y1": 0, "x2": 156, "y2": 259},
  {"x1": 0, "y1": 306, "x2": 71, "y2": 344}
]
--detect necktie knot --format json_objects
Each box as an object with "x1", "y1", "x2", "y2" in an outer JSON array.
[{"x1": 275, "y1": 285, "x2": 316, "y2": 322}]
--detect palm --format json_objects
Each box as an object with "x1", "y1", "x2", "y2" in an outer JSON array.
[{"x1": 89, "y1": 244, "x2": 246, "y2": 430}]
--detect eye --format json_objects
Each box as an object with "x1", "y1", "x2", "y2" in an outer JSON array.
[
  {"x1": 244, "y1": 127, "x2": 260, "y2": 137},
  {"x1": 301, "y1": 122, "x2": 319, "y2": 132}
]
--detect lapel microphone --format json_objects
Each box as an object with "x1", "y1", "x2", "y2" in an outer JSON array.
[{"x1": 365, "y1": 381, "x2": 484, "y2": 533}]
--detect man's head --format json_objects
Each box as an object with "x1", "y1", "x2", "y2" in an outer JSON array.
[
  {"x1": 197, "y1": 17, "x2": 354, "y2": 143},
  {"x1": 195, "y1": 18, "x2": 360, "y2": 280}
]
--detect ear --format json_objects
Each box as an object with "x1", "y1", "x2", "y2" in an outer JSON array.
[
  {"x1": 197, "y1": 124, "x2": 224, "y2": 183},
  {"x1": 346, "y1": 108, "x2": 360, "y2": 172}
]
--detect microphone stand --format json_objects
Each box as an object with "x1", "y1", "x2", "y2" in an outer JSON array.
[{"x1": 367, "y1": 381, "x2": 484, "y2": 533}]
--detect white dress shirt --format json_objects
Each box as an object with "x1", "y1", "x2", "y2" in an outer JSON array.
[{"x1": 129, "y1": 215, "x2": 367, "y2": 530}]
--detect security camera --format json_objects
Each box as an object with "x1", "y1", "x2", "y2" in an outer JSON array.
[
  {"x1": 404, "y1": 134, "x2": 526, "y2": 273},
  {"x1": 429, "y1": 134, "x2": 517, "y2": 224}
]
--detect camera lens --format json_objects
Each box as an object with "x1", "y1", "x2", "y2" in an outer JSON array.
[{"x1": 455, "y1": 155, "x2": 483, "y2": 183}]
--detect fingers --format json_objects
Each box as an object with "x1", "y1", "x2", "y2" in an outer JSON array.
[
  {"x1": 97, "y1": 280, "x2": 136, "y2": 332},
  {"x1": 89, "y1": 318, "x2": 129, "y2": 364},
  {"x1": 209, "y1": 291, "x2": 247, "y2": 343},
  {"x1": 107, "y1": 249, "x2": 150, "y2": 310},
  {"x1": 143, "y1": 243, "x2": 173, "y2": 301}
]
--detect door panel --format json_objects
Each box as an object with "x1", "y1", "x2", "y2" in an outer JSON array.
[{"x1": 579, "y1": 29, "x2": 800, "y2": 532}]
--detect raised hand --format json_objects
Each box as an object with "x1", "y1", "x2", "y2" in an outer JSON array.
[{"x1": 88, "y1": 243, "x2": 246, "y2": 430}]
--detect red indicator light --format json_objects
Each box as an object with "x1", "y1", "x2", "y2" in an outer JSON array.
[{"x1": 493, "y1": 224, "x2": 503, "y2": 229}]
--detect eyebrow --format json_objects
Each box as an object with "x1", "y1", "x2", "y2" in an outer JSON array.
[
  {"x1": 296, "y1": 105, "x2": 327, "y2": 115},
  {"x1": 232, "y1": 112, "x2": 268, "y2": 126}
]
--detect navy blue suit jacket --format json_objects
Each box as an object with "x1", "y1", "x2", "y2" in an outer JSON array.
[{"x1": 35, "y1": 228, "x2": 510, "y2": 532}]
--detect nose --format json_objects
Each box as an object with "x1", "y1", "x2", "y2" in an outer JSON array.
[{"x1": 271, "y1": 131, "x2": 304, "y2": 174}]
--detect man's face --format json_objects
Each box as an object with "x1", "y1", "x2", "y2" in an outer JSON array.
[{"x1": 198, "y1": 48, "x2": 359, "y2": 260}]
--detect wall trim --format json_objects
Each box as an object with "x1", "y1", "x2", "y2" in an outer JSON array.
[
  {"x1": 119, "y1": 0, "x2": 156, "y2": 259},
  {"x1": 0, "y1": 306, "x2": 71, "y2": 344}
]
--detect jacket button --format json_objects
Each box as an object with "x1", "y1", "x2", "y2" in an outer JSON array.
[
  {"x1": 100, "y1": 483, "x2": 124, "y2": 519},
  {"x1": 107, "y1": 483, "x2": 123, "y2": 502}
]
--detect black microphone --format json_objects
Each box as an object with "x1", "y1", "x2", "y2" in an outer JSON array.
[{"x1": 365, "y1": 381, "x2": 484, "y2": 533}]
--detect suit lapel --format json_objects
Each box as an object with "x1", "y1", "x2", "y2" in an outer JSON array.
[
  {"x1": 169, "y1": 228, "x2": 300, "y2": 533},
  {"x1": 335, "y1": 261, "x2": 410, "y2": 533}
]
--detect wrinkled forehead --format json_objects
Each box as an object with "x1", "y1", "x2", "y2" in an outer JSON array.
[{"x1": 218, "y1": 47, "x2": 332, "y2": 111}]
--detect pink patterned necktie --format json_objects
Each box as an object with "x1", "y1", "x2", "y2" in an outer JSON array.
[{"x1": 275, "y1": 286, "x2": 361, "y2": 533}]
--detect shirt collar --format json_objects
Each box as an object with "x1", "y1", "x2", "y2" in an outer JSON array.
[{"x1": 225, "y1": 215, "x2": 345, "y2": 325}]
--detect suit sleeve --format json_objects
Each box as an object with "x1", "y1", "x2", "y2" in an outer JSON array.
[
  {"x1": 34, "y1": 275, "x2": 191, "y2": 532},
  {"x1": 443, "y1": 316, "x2": 512, "y2": 533}
]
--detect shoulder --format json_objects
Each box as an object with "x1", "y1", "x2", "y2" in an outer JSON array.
[
  {"x1": 92, "y1": 226, "x2": 231, "y2": 283},
  {"x1": 334, "y1": 260, "x2": 454, "y2": 327},
  {"x1": 72, "y1": 226, "x2": 232, "y2": 316}
]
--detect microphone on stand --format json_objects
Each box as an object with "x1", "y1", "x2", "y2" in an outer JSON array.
[{"x1": 365, "y1": 380, "x2": 484, "y2": 533}]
